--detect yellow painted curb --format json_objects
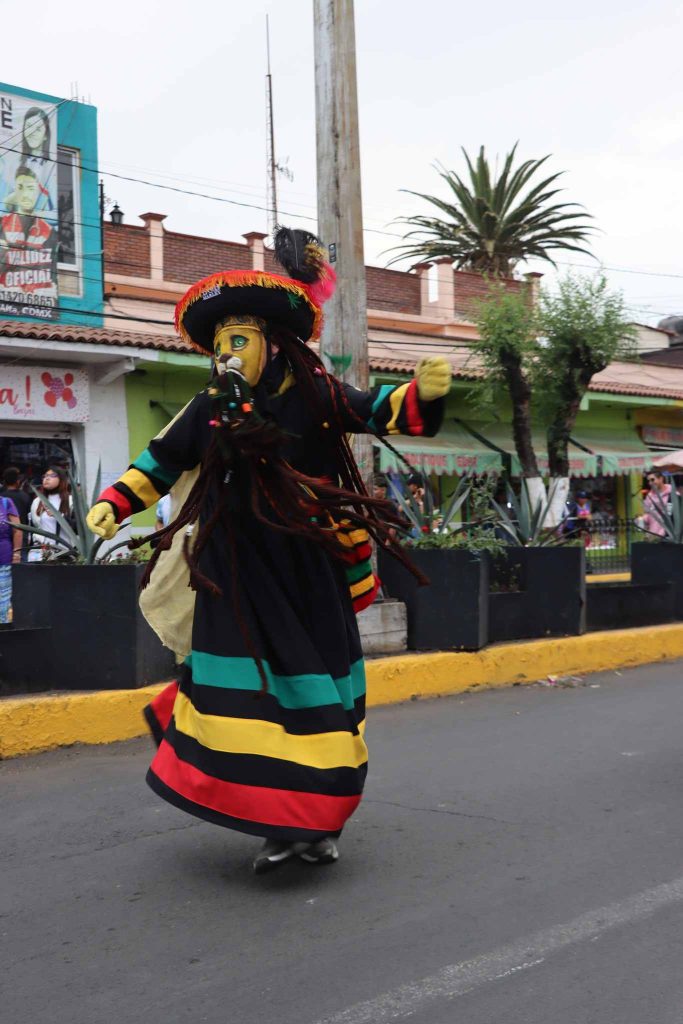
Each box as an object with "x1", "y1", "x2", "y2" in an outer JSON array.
[
  {"x1": 586, "y1": 572, "x2": 632, "y2": 584},
  {"x1": 3, "y1": 623, "x2": 683, "y2": 759}
]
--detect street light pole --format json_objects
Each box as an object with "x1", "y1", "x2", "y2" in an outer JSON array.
[{"x1": 313, "y1": 0, "x2": 372, "y2": 483}]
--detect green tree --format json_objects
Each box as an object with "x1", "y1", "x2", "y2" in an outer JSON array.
[
  {"x1": 538, "y1": 276, "x2": 636, "y2": 479},
  {"x1": 472, "y1": 283, "x2": 540, "y2": 479},
  {"x1": 388, "y1": 144, "x2": 594, "y2": 274}
]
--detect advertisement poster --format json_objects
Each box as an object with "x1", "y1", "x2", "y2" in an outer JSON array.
[
  {"x1": 0, "y1": 92, "x2": 59, "y2": 321},
  {"x1": 0, "y1": 364, "x2": 89, "y2": 423}
]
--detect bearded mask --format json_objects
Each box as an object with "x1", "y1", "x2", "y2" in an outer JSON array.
[{"x1": 213, "y1": 316, "x2": 267, "y2": 386}]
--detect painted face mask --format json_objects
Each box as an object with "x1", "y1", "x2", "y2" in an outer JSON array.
[{"x1": 213, "y1": 316, "x2": 267, "y2": 386}]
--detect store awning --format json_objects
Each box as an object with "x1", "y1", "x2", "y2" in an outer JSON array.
[
  {"x1": 569, "y1": 428, "x2": 656, "y2": 476},
  {"x1": 375, "y1": 425, "x2": 502, "y2": 476},
  {"x1": 459, "y1": 422, "x2": 599, "y2": 478}
]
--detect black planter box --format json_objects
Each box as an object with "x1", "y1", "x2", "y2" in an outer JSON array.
[
  {"x1": 378, "y1": 547, "x2": 489, "y2": 651},
  {"x1": 3, "y1": 564, "x2": 176, "y2": 694},
  {"x1": 488, "y1": 546, "x2": 586, "y2": 643},
  {"x1": 586, "y1": 580, "x2": 675, "y2": 631},
  {"x1": 631, "y1": 542, "x2": 683, "y2": 620}
]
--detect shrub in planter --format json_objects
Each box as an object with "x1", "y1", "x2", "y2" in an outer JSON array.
[
  {"x1": 487, "y1": 481, "x2": 586, "y2": 641},
  {"x1": 379, "y1": 476, "x2": 498, "y2": 651},
  {"x1": 4, "y1": 464, "x2": 174, "y2": 693}
]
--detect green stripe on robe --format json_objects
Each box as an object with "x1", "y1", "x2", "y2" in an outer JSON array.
[
  {"x1": 132, "y1": 448, "x2": 181, "y2": 488},
  {"x1": 187, "y1": 651, "x2": 366, "y2": 711},
  {"x1": 367, "y1": 383, "x2": 396, "y2": 432}
]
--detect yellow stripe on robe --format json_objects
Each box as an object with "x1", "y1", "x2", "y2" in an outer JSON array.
[
  {"x1": 117, "y1": 467, "x2": 164, "y2": 508},
  {"x1": 386, "y1": 382, "x2": 411, "y2": 434},
  {"x1": 349, "y1": 575, "x2": 375, "y2": 599},
  {"x1": 173, "y1": 691, "x2": 368, "y2": 769}
]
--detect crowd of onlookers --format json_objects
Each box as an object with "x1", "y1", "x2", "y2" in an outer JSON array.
[{"x1": 0, "y1": 464, "x2": 74, "y2": 624}]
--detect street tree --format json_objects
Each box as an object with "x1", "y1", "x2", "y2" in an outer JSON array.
[
  {"x1": 472, "y1": 284, "x2": 546, "y2": 510},
  {"x1": 538, "y1": 275, "x2": 637, "y2": 522},
  {"x1": 388, "y1": 144, "x2": 595, "y2": 273}
]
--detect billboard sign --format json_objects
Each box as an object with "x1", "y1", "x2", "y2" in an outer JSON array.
[{"x1": 0, "y1": 91, "x2": 59, "y2": 321}]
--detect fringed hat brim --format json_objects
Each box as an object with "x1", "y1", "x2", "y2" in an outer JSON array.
[{"x1": 175, "y1": 271, "x2": 322, "y2": 354}]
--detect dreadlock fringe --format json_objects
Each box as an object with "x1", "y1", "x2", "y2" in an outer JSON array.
[{"x1": 175, "y1": 270, "x2": 324, "y2": 349}]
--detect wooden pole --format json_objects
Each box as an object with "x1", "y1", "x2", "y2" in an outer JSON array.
[{"x1": 313, "y1": 0, "x2": 372, "y2": 483}]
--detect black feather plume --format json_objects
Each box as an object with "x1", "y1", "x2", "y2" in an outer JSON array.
[{"x1": 273, "y1": 226, "x2": 326, "y2": 283}]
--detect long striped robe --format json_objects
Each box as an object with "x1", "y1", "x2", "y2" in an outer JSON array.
[{"x1": 99, "y1": 369, "x2": 443, "y2": 842}]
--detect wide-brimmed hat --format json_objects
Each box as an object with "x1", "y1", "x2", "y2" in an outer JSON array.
[{"x1": 175, "y1": 227, "x2": 336, "y2": 354}]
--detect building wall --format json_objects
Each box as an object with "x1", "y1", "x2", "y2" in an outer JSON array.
[
  {"x1": 163, "y1": 232, "x2": 252, "y2": 283},
  {"x1": 124, "y1": 362, "x2": 207, "y2": 528}
]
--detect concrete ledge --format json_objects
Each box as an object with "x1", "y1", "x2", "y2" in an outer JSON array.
[{"x1": 3, "y1": 623, "x2": 683, "y2": 759}]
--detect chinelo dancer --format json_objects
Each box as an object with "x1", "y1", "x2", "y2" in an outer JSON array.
[{"x1": 86, "y1": 228, "x2": 451, "y2": 875}]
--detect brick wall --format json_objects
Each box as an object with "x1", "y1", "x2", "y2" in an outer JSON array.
[
  {"x1": 104, "y1": 223, "x2": 150, "y2": 277},
  {"x1": 453, "y1": 270, "x2": 525, "y2": 319},
  {"x1": 366, "y1": 266, "x2": 421, "y2": 314},
  {"x1": 163, "y1": 232, "x2": 252, "y2": 283}
]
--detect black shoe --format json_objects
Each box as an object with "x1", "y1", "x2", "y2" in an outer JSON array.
[
  {"x1": 295, "y1": 838, "x2": 339, "y2": 865},
  {"x1": 253, "y1": 839, "x2": 297, "y2": 875}
]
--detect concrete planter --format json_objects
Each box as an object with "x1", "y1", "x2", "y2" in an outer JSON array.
[
  {"x1": 378, "y1": 547, "x2": 489, "y2": 651},
  {"x1": 631, "y1": 542, "x2": 683, "y2": 620},
  {"x1": 586, "y1": 579, "x2": 675, "y2": 631},
  {"x1": 489, "y1": 546, "x2": 586, "y2": 643},
  {"x1": 2, "y1": 564, "x2": 175, "y2": 695}
]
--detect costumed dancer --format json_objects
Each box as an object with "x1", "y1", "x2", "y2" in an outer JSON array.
[{"x1": 86, "y1": 228, "x2": 451, "y2": 874}]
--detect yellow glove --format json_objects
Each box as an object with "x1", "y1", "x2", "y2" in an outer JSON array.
[
  {"x1": 86, "y1": 501, "x2": 119, "y2": 540},
  {"x1": 415, "y1": 356, "x2": 451, "y2": 402}
]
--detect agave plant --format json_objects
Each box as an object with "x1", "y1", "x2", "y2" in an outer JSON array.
[
  {"x1": 387, "y1": 472, "x2": 471, "y2": 539},
  {"x1": 490, "y1": 479, "x2": 566, "y2": 547},
  {"x1": 387, "y1": 144, "x2": 594, "y2": 275},
  {"x1": 638, "y1": 485, "x2": 683, "y2": 544},
  {"x1": 13, "y1": 463, "x2": 132, "y2": 563}
]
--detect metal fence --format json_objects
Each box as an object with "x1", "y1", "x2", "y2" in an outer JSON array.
[{"x1": 574, "y1": 517, "x2": 634, "y2": 575}]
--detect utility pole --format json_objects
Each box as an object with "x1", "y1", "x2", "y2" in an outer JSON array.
[
  {"x1": 313, "y1": 0, "x2": 371, "y2": 481},
  {"x1": 265, "y1": 15, "x2": 278, "y2": 234}
]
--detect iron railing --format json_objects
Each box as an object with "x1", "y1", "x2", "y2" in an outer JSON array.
[{"x1": 569, "y1": 516, "x2": 633, "y2": 575}]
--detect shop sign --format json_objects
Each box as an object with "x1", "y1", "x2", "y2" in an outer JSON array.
[
  {"x1": 641, "y1": 426, "x2": 683, "y2": 448},
  {"x1": 0, "y1": 364, "x2": 89, "y2": 422},
  {"x1": 380, "y1": 445, "x2": 501, "y2": 476}
]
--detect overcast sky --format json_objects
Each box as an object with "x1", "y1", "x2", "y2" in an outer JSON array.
[{"x1": 3, "y1": 0, "x2": 682, "y2": 326}]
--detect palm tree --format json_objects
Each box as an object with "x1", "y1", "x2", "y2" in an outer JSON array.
[{"x1": 388, "y1": 144, "x2": 595, "y2": 274}]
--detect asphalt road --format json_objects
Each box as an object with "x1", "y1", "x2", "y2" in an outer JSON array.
[{"x1": 4, "y1": 661, "x2": 683, "y2": 1024}]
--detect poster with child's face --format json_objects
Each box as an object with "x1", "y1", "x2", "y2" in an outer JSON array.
[{"x1": 0, "y1": 92, "x2": 59, "y2": 321}]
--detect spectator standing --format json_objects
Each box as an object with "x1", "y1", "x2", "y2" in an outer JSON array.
[
  {"x1": 562, "y1": 490, "x2": 592, "y2": 537},
  {"x1": 0, "y1": 493, "x2": 21, "y2": 623},
  {"x1": 643, "y1": 472, "x2": 672, "y2": 536},
  {"x1": 29, "y1": 466, "x2": 72, "y2": 560},
  {"x1": 0, "y1": 467, "x2": 31, "y2": 558}
]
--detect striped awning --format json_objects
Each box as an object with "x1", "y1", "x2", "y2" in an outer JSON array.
[{"x1": 376, "y1": 425, "x2": 502, "y2": 476}]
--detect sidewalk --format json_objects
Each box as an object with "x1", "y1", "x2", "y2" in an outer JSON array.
[{"x1": 2, "y1": 622, "x2": 683, "y2": 758}]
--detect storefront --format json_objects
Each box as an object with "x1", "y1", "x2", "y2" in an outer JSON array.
[{"x1": 0, "y1": 363, "x2": 88, "y2": 482}]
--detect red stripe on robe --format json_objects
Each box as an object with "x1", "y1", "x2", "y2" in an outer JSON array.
[
  {"x1": 150, "y1": 738, "x2": 362, "y2": 832},
  {"x1": 99, "y1": 485, "x2": 132, "y2": 523},
  {"x1": 404, "y1": 379, "x2": 425, "y2": 436}
]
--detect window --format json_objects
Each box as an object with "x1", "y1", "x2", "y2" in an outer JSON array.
[{"x1": 57, "y1": 146, "x2": 80, "y2": 269}]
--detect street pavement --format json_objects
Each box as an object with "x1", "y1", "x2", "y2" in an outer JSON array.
[{"x1": 4, "y1": 661, "x2": 683, "y2": 1023}]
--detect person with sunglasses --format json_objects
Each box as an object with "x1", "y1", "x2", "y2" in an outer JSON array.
[{"x1": 643, "y1": 472, "x2": 672, "y2": 536}]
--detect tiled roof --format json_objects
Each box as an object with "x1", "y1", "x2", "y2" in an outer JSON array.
[
  {"x1": 0, "y1": 319, "x2": 193, "y2": 353},
  {"x1": 2, "y1": 319, "x2": 683, "y2": 401}
]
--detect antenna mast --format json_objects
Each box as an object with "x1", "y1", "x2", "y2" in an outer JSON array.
[{"x1": 265, "y1": 15, "x2": 278, "y2": 233}]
